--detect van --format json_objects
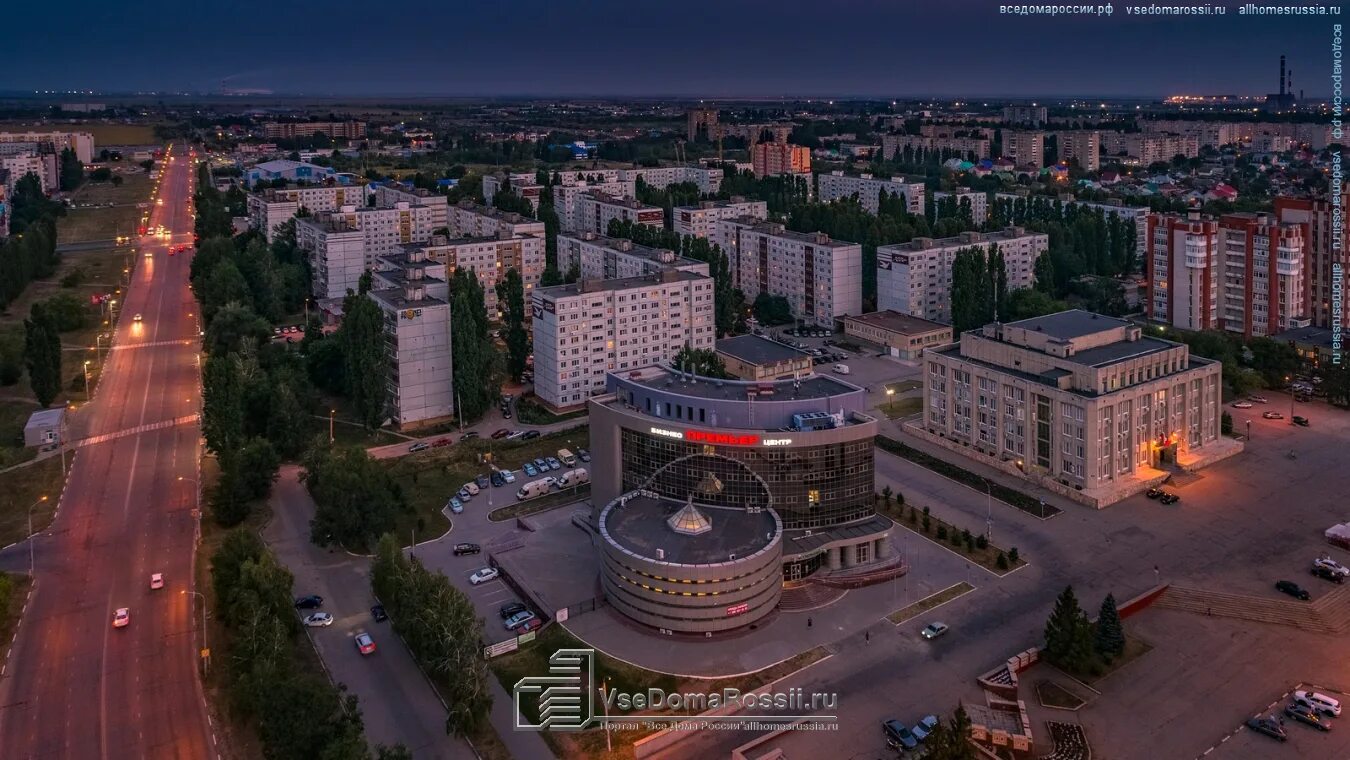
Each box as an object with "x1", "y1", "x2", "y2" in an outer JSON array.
[
  {"x1": 832, "y1": 364, "x2": 850, "y2": 375},
  {"x1": 1294, "y1": 690, "x2": 1342, "y2": 716},
  {"x1": 516, "y1": 480, "x2": 550, "y2": 501},
  {"x1": 557, "y1": 468, "x2": 590, "y2": 488}
]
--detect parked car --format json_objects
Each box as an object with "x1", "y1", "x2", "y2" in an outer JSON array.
[
  {"x1": 920, "y1": 622, "x2": 949, "y2": 640},
  {"x1": 371, "y1": 605, "x2": 388, "y2": 622},
  {"x1": 355, "y1": 632, "x2": 377, "y2": 655},
  {"x1": 464, "y1": 482, "x2": 481, "y2": 496},
  {"x1": 1276, "y1": 580, "x2": 1311, "y2": 600},
  {"x1": 1312, "y1": 565, "x2": 1345, "y2": 584},
  {"x1": 1248, "y1": 395, "x2": 1269, "y2": 403},
  {"x1": 453, "y1": 543, "x2": 481, "y2": 556},
  {"x1": 149, "y1": 572, "x2": 164, "y2": 590},
  {"x1": 499, "y1": 601, "x2": 528, "y2": 619},
  {"x1": 448, "y1": 497, "x2": 463, "y2": 514},
  {"x1": 545, "y1": 457, "x2": 562, "y2": 470},
  {"x1": 578, "y1": 448, "x2": 591, "y2": 463},
  {"x1": 523, "y1": 462, "x2": 539, "y2": 477},
  {"x1": 522, "y1": 430, "x2": 541, "y2": 440},
  {"x1": 492, "y1": 428, "x2": 512, "y2": 439},
  {"x1": 457, "y1": 487, "x2": 472, "y2": 501},
  {"x1": 1146, "y1": 488, "x2": 1164, "y2": 499},
  {"x1": 832, "y1": 364, "x2": 850, "y2": 375},
  {"x1": 470, "y1": 567, "x2": 500, "y2": 585},
  {"x1": 516, "y1": 616, "x2": 543, "y2": 633},
  {"x1": 882, "y1": 720, "x2": 919, "y2": 750},
  {"x1": 409, "y1": 442, "x2": 430, "y2": 453},
  {"x1": 911, "y1": 715, "x2": 940, "y2": 742},
  {"x1": 1245, "y1": 716, "x2": 1288, "y2": 742},
  {"x1": 1314, "y1": 556, "x2": 1350, "y2": 576},
  {"x1": 502, "y1": 469, "x2": 517, "y2": 483},
  {"x1": 490, "y1": 471, "x2": 505, "y2": 487},
  {"x1": 475, "y1": 474, "x2": 491, "y2": 489},
  {"x1": 1159, "y1": 492, "x2": 1180, "y2": 505},
  {"x1": 504, "y1": 610, "x2": 538, "y2": 631},
  {"x1": 304, "y1": 612, "x2": 334, "y2": 627},
  {"x1": 113, "y1": 608, "x2": 130, "y2": 628},
  {"x1": 294, "y1": 595, "x2": 324, "y2": 609},
  {"x1": 1263, "y1": 411, "x2": 1284, "y2": 420},
  {"x1": 506, "y1": 430, "x2": 526, "y2": 440},
  {"x1": 533, "y1": 458, "x2": 549, "y2": 471},
  {"x1": 1294, "y1": 689, "x2": 1343, "y2": 716},
  {"x1": 1232, "y1": 401, "x2": 1253, "y2": 409},
  {"x1": 502, "y1": 409, "x2": 512, "y2": 419},
  {"x1": 1285, "y1": 702, "x2": 1332, "y2": 731},
  {"x1": 1293, "y1": 416, "x2": 1310, "y2": 427},
  {"x1": 432, "y1": 437, "x2": 453, "y2": 448},
  {"x1": 461, "y1": 431, "x2": 480, "y2": 441}
]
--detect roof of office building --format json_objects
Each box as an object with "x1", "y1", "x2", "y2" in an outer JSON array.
[{"x1": 714, "y1": 334, "x2": 810, "y2": 366}]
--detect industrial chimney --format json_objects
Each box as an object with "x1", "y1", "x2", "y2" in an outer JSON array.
[{"x1": 1280, "y1": 55, "x2": 1286, "y2": 96}]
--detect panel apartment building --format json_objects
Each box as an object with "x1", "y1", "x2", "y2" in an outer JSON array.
[
  {"x1": 574, "y1": 191, "x2": 664, "y2": 236},
  {"x1": 1101, "y1": 132, "x2": 1200, "y2": 164},
  {"x1": 0, "y1": 131, "x2": 94, "y2": 163},
  {"x1": 368, "y1": 248, "x2": 454, "y2": 427},
  {"x1": 1054, "y1": 131, "x2": 1101, "y2": 171},
  {"x1": 1002, "y1": 130, "x2": 1045, "y2": 168},
  {"x1": 881, "y1": 134, "x2": 991, "y2": 162},
  {"x1": 932, "y1": 190, "x2": 989, "y2": 225},
  {"x1": 482, "y1": 174, "x2": 544, "y2": 213},
  {"x1": 1275, "y1": 191, "x2": 1350, "y2": 331},
  {"x1": 557, "y1": 233, "x2": 710, "y2": 281},
  {"x1": 1002, "y1": 106, "x2": 1048, "y2": 126},
  {"x1": 448, "y1": 201, "x2": 546, "y2": 239},
  {"x1": 922, "y1": 311, "x2": 1224, "y2": 498},
  {"x1": 710, "y1": 220, "x2": 862, "y2": 328},
  {"x1": 672, "y1": 198, "x2": 769, "y2": 239},
  {"x1": 751, "y1": 142, "x2": 811, "y2": 177},
  {"x1": 262, "y1": 121, "x2": 366, "y2": 140},
  {"x1": 1145, "y1": 210, "x2": 1307, "y2": 337},
  {"x1": 553, "y1": 181, "x2": 638, "y2": 232},
  {"x1": 877, "y1": 227, "x2": 1048, "y2": 323},
  {"x1": 531, "y1": 270, "x2": 716, "y2": 411},
  {"x1": 816, "y1": 172, "x2": 925, "y2": 215},
  {"x1": 247, "y1": 184, "x2": 370, "y2": 241},
  {"x1": 395, "y1": 231, "x2": 546, "y2": 317}
]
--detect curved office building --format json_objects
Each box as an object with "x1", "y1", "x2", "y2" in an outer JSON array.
[{"x1": 589, "y1": 364, "x2": 894, "y2": 632}]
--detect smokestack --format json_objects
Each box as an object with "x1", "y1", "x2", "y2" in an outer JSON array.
[
  {"x1": 1288, "y1": 70, "x2": 1294, "y2": 100},
  {"x1": 1280, "y1": 55, "x2": 1286, "y2": 96}
]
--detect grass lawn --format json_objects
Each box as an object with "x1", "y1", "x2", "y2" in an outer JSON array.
[
  {"x1": 0, "y1": 572, "x2": 33, "y2": 672},
  {"x1": 0, "y1": 456, "x2": 65, "y2": 548},
  {"x1": 0, "y1": 400, "x2": 42, "y2": 469},
  {"x1": 487, "y1": 485, "x2": 591, "y2": 522},
  {"x1": 60, "y1": 173, "x2": 154, "y2": 244},
  {"x1": 0, "y1": 122, "x2": 159, "y2": 146},
  {"x1": 384, "y1": 426, "x2": 590, "y2": 545},
  {"x1": 1036, "y1": 679, "x2": 1086, "y2": 710},
  {"x1": 886, "y1": 380, "x2": 923, "y2": 394},
  {"x1": 490, "y1": 623, "x2": 828, "y2": 759},
  {"x1": 876, "y1": 497, "x2": 1026, "y2": 576},
  {"x1": 1081, "y1": 635, "x2": 1153, "y2": 684},
  {"x1": 887, "y1": 581, "x2": 975, "y2": 624},
  {"x1": 880, "y1": 397, "x2": 922, "y2": 419},
  {"x1": 516, "y1": 394, "x2": 588, "y2": 425}
]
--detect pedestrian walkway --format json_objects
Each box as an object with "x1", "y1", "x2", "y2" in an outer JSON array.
[
  {"x1": 72, "y1": 413, "x2": 199, "y2": 448},
  {"x1": 1155, "y1": 585, "x2": 1350, "y2": 634}
]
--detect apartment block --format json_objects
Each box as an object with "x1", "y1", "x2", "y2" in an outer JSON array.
[
  {"x1": 298, "y1": 190, "x2": 448, "y2": 299},
  {"x1": 298, "y1": 217, "x2": 367, "y2": 300},
  {"x1": 0, "y1": 131, "x2": 94, "y2": 163},
  {"x1": 1275, "y1": 193, "x2": 1350, "y2": 330},
  {"x1": 247, "y1": 184, "x2": 369, "y2": 241},
  {"x1": 367, "y1": 256, "x2": 454, "y2": 427},
  {"x1": 531, "y1": 271, "x2": 716, "y2": 411},
  {"x1": 1002, "y1": 105, "x2": 1048, "y2": 126},
  {"x1": 877, "y1": 227, "x2": 1048, "y2": 323},
  {"x1": 932, "y1": 190, "x2": 989, "y2": 225},
  {"x1": 882, "y1": 134, "x2": 991, "y2": 161},
  {"x1": 262, "y1": 121, "x2": 366, "y2": 140},
  {"x1": 482, "y1": 173, "x2": 544, "y2": 212},
  {"x1": 672, "y1": 198, "x2": 768, "y2": 238},
  {"x1": 554, "y1": 181, "x2": 638, "y2": 232},
  {"x1": 0, "y1": 152, "x2": 57, "y2": 193},
  {"x1": 574, "y1": 191, "x2": 664, "y2": 236},
  {"x1": 1054, "y1": 131, "x2": 1101, "y2": 171},
  {"x1": 816, "y1": 171, "x2": 925, "y2": 215},
  {"x1": 751, "y1": 142, "x2": 811, "y2": 177},
  {"x1": 1144, "y1": 121, "x2": 1242, "y2": 148},
  {"x1": 624, "y1": 166, "x2": 724, "y2": 194},
  {"x1": 710, "y1": 220, "x2": 862, "y2": 328},
  {"x1": 558, "y1": 232, "x2": 709, "y2": 281},
  {"x1": 1002, "y1": 130, "x2": 1045, "y2": 168},
  {"x1": 1102, "y1": 133, "x2": 1200, "y2": 164},
  {"x1": 391, "y1": 232, "x2": 546, "y2": 317},
  {"x1": 922, "y1": 311, "x2": 1224, "y2": 496},
  {"x1": 1217, "y1": 213, "x2": 1306, "y2": 337},
  {"x1": 448, "y1": 200, "x2": 546, "y2": 240}
]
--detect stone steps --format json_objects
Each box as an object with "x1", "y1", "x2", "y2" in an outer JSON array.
[
  {"x1": 778, "y1": 583, "x2": 847, "y2": 612},
  {"x1": 1155, "y1": 585, "x2": 1348, "y2": 634}
]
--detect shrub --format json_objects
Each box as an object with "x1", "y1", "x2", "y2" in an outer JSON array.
[
  {"x1": 908, "y1": 510, "x2": 917, "y2": 525},
  {"x1": 936, "y1": 525, "x2": 948, "y2": 540},
  {"x1": 922, "y1": 515, "x2": 931, "y2": 533},
  {"x1": 997, "y1": 552, "x2": 1009, "y2": 570},
  {"x1": 1009, "y1": 547, "x2": 1020, "y2": 563},
  {"x1": 964, "y1": 533, "x2": 976, "y2": 552},
  {"x1": 922, "y1": 505, "x2": 931, "y2": 516},
  {"x1": 60, "y1": 268, "x2": 86, "y2": 288},
  {"x1": 895, "y1": 491, "x2": 905, "y2": 506},
  {"x1": 881, "y1": 485, "x2": 893, "y2": 505},
  {"x1": 976, "y1": 534, "x2": 988, "y2": 550}
]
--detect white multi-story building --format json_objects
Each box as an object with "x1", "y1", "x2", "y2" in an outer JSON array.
[
  {"x1": 557, "y1": 233, "x2": 709, "y2": 281},
  {"x1": 1144, "y1": 121, "x2": 1242, "y2": 148},
  {"x1": 710, "y1": 220, "x2": 862, "y2": 328},
  {"x1": 1102, "y1": 132, "x2": 1200, "y2": 164},
  {"x1": 1002, "y1": 105, "x2": 1048, "y2": 126},
  {"x1": 298, "y1": 191, "x2": 448, "y2": 299},
  {"x1": 554, "y1": 181, "x2": 638, "y2": 232},
  {"x1": 671, "y1": 198, "x2": 769, "y2": 238},
  {"x1": 482, "y1": 174, "x2": 544, "y2": 213},
  {"x1": 881, "y1": 134, "x2": 991, "y2": 161},
  {"x1": 877, "y1": 227, "x2": 1048, "y2": 323},
  {"x1": 623, "y1": 165, "x2": 724, "y2": 194},
  {"x1": 0, "y1": 152, "x2": 57, "y2": 193},
  {"x1": 368, "y1": 252, "x2": 454, "y2": 427},
  {"x1": 932, "y1": 190, "x2": 989, "y2": 225},
  {"x1": 1054, "y1": 131, "x2": 1101, "y2": 171},
  {"x1": 448, "y1": 201, "x2": 546, "y2": 239},
  {"x1": 574, "y1": 191, "x2": 664, "y2": 236},
  {"x1": 1002, "y1": 130, "x2": 1045, "y2": 168},
  {"x1": 247, "y1": 184, "x2": 370, "y2": 241},
  {"x1": 0, "y1": 131, "x2": 94, "y2": 163},
  {"x1": 816, "y1": 171, "x2": 925, "y2": 215},
  {"x1": 531, "y1": 270, "x2": 716, "y2": 411},
  {"x1": 299, "y1": 217, "x2": 367, "y2": 299},
  {"x1": 389, "y1": 231, "x2": 546, "y2": 317}
]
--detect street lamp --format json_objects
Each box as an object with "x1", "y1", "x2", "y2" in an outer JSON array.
[
  {"x1": 598, "y1": 677, "x2": 613, "y2": 753},
  {"x1": 82, "y1": 360, "x2": 92, "y2": 398},
  {"x1": 28, "y1": 496, "x2": 48, "y2": 574},
  {"x1": 182, "y1": 589, "x2": 209, "y2": 671},
  {"x1": 329, "y1": 409, "x2": 337, "y2": 444},
  {"x1": 983, "y1": 478, "x2": 992, "y2": 540},
  {"x1": 885, "y1": 387, "x2": 896, "y2": 413}
]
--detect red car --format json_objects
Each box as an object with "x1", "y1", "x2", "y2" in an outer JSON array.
[
  {"x1": 432, "y1": 437, "x2": 453, "y2": 448},
  {"x1": 517, "y1": 616, "x2": 543, "y2": 633},
  {"x1": 355, "y1": 632, "x2": 376, "y2": 655}
]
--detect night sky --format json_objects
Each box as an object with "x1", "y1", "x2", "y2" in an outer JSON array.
[{"x1": 0, "y1": 1, "x2": 1337, "y2": 98}]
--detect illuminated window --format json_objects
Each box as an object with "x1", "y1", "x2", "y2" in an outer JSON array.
[{"x1": 808, "y1": 489, "x2": 821, "y2": 505}]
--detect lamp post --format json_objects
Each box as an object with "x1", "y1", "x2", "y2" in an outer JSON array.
[
  {"x1": 182, "y1": 590, "x2": 209, "y2": 672},
  {"x1": 1285, "y1": 375, "x2": 1294, "y2": 424},
  {"x1": 329, "y1": 409, "x2": 337, "y2": 444},
  {"x1": 885, "y1": 387, "x2": 896, "y2": 414},
  {"x1": 28, "y1": 495, "x2": 48, "y2": 574},
  {"x1": 598, "y1": 677, "x2": 613, "y2": 753},
  {"x1": 1245, "y1": 419, "x2": 1251, "y2": 441},
  {"x1": 983, "y1": 478, "x2": 992, "y2": 541},
  {"x1": 82, "y1": 360, "x2": 92, "y2": 399}
]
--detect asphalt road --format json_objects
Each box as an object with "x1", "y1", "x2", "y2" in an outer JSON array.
[{"x1": 0, "y1": 147, "x2": 214, "y2": 759}]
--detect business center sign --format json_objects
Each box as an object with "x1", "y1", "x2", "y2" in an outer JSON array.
[{"x1": 649, "y1": 426, "x2": 792, "y2": 447}]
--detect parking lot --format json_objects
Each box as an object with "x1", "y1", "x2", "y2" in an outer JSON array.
[
  {"x1": 756, "y1": 327, "x2": 923, "y2": 391},
  {"x1": 1206, "y1": 683, "x2": 1350, "y2": 759}
]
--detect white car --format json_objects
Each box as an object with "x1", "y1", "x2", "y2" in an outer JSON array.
[
  {"x1": 1314, "y1": 556, "x2": 1350, "y2": 577},
  {"x1": 920, "y1": 622, "x2": 949, "y2": 640},
  {"x1": 304, "y1": 612, "x2": 335, "y2": 627},
  {"x1": 1248, "y1": 395, "x2": 1268, "y2": 403},
  {"x1": 832, "y1": 364, "x2": 850, "y2": 375},
  {"x1": 1294, "y1": 689, "x2": 1343, "y2": 716},
  {"x1": 149, "y1": 573, "x2": 164, "y2": 590},
  {"x1": 113, "y1": 608, "x2": 130, "y2": 628},
  {"x1": 470, "y1": 567, "x2": 500, "y2": 585},
  {"x1": 133, "y1": 313, "x2": 143, "y2": 322},
  {"x1": 1232, "y1": 401, "x2": 1253, "y2": 409},
  {"x1": 463, "y1": 482, "x2": 480, "y2": 496}
]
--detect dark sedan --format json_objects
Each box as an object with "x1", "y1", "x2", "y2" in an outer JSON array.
[
  {"x1": 294, "y1": 595, "x2": 324, "y2": 609},
  {"x1": 1276, "y1": 580, "x2": 1311, "y2": 600}
]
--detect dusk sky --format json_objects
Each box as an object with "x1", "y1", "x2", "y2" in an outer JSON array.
[{"x1": 0, "y1": 1, "x2": 1335, "y2": 98}]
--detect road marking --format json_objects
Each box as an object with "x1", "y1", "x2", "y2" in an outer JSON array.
[
  {"x1": 110, "y1": 339, "x2": 196, "y2": 350},
  {"x1": 73, "y1": 414, "x2": 199, "y2": 448}
]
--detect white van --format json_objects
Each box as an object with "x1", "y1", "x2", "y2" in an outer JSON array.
[
  {"x1": 516, "y1": 480, "x2": 551, "y2": 501},
  {"x1": 557, "y1": 468, "x2": 590, "y2": 488},
  {"x1": 557, "y1": 449, "x2": 577, "y2": 467},
  {"x1": 1294, "y1": 690, "x2": 1342, "y2": 716},
  {"x1": 832, "y1": 364, "x2": 850, "y2": 375}
]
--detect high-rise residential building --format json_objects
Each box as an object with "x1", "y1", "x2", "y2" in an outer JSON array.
[
  {"x1": 1102, "y1": 133, "x2": 1200, "y2": 164},
  {"x1": 1002, "y1": 130, "x2": 1045, "y2": 168},
  {"x1": 751, "y1": 142, "x2": 811, "y2": 177},
  {"x1": 1002, "y1": 105, "x2": 1048, "y2": 126},
  {"x1": 816, "y1": 172, "x2": 925, "y2": 215},
  {"x1": 262, "y1": 121, "x2": 366, "y2": 140},
  {"x1": 368, "y1": 249, "x2": 454, "y2": 427},
  {"x1": 710, "y1": 220, "x2": 862, "y2": 327},
  {"x1": 1143, "y1": 121, "x2": 1242, "y2": 148},
  {"x1": 1144, "y1": 211, "x2": 1220, "y2": 331},
  {"x1": 624, "y1": 166, "x2": 724, "y2": 194},
  {"x1": 448, "y1": 200, "x2": 546, "y2": 240},
  {"x1": 921, "y1": 311, "x2": 1226, "y2": 501},
  {"x1": 1275, "y1": 192, "x2": 1350, "y2": 331},
  {"x1": 877, "y1": 228, "x2": 1048, "y2": 323},
  {"x1": 1055, "y1": 131, "x2": 1101, "y2": 171},
  {"x1": 247, "y1": 184, "x2": 370, "y2": 241},
  {"x1": 557, "y1": 232, "x2": 709, "y2": 281},
  {"x1": 553, "y1": 181, "x2": 638, "y2": 232},
  {"x1": 688, "y1": 107, "x2": 719, "y2": 141},
  {"x1": 531, "y1": 271, "x2": 716, "y2": 411},
  {"x1": 0, "y1": 152, "x2": 58, "y2": 193},
  {"x1": 932, "y1": 190, "x2": 989, "y2": 225},
  {"x1": 482, "y1": 174, "x2": 544, "y2": 213},
  {"x1": 385, "y1": 232, "x2": 546, "y2": 318},
  {"x1": 881, "y1": 134, "x2": 991, "y2": 161},
  {"x1": 574, "y1": 191, "x2": 664, "y2": 236},
  {"x1": 672, "y1": 198, "x2": 769, "y2": 239},
  {"x1": 0, "y1": 131, "x2": 94, "y2": 163},
  {"x1": 0, "y1": 176, "x2": 9, "y2": 238}
]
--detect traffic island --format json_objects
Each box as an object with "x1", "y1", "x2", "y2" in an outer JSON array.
[{"x1": 887, "y1": 581, "x2": 975, "y2": 625}]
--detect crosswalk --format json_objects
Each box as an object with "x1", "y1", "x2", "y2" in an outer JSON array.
[
  {"x1": 74, "y1": 413, "x2": 200, "y2": 448},
  {"x1": 111, "y1": 339, "x2": 197, "y2": 350}
]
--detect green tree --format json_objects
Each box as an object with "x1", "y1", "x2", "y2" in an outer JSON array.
[
  {"x1": 202, "y1": 354, "x2": 245, "y2": 455},
  {"x1": 1094, "y1": 593, "x2": 1125, "y2": 661},
  {"x1": 23, "y1": 302, "x2": 61, "y2": 407},
  {"x1": 671, "y1": 345, "x2": 731, "y2": 378},
  {"x1": 59, "y1": 147, "x2": 84, "y2": 192},
  {"x1": 1043, "y1": 585, "x2": 1093, "y2": 673},
  {"x1": 752, "y1": 293, "x2": 794, "y2": 325},
  {"x1": 303, "y1": 445, "x2": 408, "y2": 551},
  {"x1": 201, "y1": 259, "x2": 252, "y2": 323},
  {"x1": 449, "y1": 269, "x2": 496, "y2": 423},
  {"x1": 338, "y1": 293, "x2": 388, "y2": 429},
  {"x1": 496, "y1": 268, "x2": 530, "y2": 382},
  {"x1": 204, "y1": 301, "x2": 270, "y2": 356}
]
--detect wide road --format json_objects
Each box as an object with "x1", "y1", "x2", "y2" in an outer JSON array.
[{"x1": 0, "y1": 146, "x2": 214, "y2": 759}]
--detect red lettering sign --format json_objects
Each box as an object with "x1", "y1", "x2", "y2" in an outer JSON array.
[
  {"x1": 685, "y1": 430, "x2": 760, "y2": 446},
  {"x1": 726, "y1": 603, "x2": 749, "y2": 617}
]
